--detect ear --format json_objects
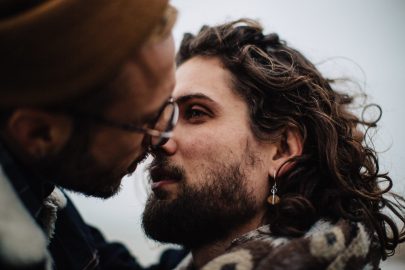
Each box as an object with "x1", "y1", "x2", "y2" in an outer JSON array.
[
  {"x1": 4, "y1": 109, "x2": 72, "y2": 158},
  {"x1": 269, "y1": 127, "x2": 303, "y2": 177}
]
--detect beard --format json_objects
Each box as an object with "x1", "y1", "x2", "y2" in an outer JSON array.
[
  {"x1": 142, "y1": 156, "x2": 259, "y2": 249},
  {"x1": 35, "y1": 122, "x2": 143, "y2": 199}
]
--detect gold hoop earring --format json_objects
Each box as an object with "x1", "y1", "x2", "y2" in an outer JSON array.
[{"x1": 267, "y1": 171, "x2": 280, "y2": 205}]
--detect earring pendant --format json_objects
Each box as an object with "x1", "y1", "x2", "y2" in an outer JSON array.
[{"x1": 267, "y1": 173, "x2": 280, "y2": 205}]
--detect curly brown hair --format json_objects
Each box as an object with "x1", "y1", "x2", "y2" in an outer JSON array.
[{"x1": 176, "y1": 19, "x2": 405, "y2": 259}]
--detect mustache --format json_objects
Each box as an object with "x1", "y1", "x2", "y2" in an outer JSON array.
[{"x1": 148, "y1": 155, "x2": 186, "y2": 182}]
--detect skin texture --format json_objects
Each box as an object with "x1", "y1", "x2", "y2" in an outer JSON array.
[
  {"x1": 143, "y1": 56, "x2": 302, "y2": 267},
  {"x1": 154, "y1": 56, "x2": 273, "y2": 199},
  {"x1": 1, "y1": 34, "x2": 176, "y2": 198},
  {"x1": 151, "y1": 56, "x2": 272, "y2": 204},
  {"x1": 80, "y1": 34, "x2": 177, "y2": 196}
]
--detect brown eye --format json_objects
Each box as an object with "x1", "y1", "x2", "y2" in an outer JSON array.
[{"x1": 184, "y1": 105, "x2": 210, "y2": 122}]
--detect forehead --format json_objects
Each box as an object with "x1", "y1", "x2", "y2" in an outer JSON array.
[
  {"x1": 107, "y1": 35, "x2": 176, "y2": 119},
  {"x1": 174, "y1": 56, "x2": 241, "y2": 104}
]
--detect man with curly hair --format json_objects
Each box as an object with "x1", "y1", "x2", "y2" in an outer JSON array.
[{"x1": 142, "y1": 19, "x2": 405, "y2": 269}]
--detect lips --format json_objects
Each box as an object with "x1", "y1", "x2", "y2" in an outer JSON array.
[{"x1": 149, "y1": 165, "x2": 182, "y2": 190}]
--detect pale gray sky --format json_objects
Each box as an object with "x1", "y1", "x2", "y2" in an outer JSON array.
[{"x1": 69, "y1": 0, "x2": 405, "y2": 268}]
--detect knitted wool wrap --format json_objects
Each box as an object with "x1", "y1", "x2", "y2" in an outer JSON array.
[{"x1": 175, "y1": 219, "x2": 381, "y2": 270}]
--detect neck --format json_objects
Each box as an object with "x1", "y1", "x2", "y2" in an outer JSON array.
[{"x1": 191, "y1": 214, "x2": 265, "y2": 268}]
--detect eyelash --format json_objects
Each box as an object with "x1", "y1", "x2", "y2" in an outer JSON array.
[{"x1": 183, "y1": 104, "x2": 211, "y2": 122}]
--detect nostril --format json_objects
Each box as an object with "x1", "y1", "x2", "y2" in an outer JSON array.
[{"x1": 152, "y1": 137, "x2": 177, "y2": 155}]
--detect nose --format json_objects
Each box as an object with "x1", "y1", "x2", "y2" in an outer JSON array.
[
  {"x1": 158, "y1": 136, "x2": 177, "y2": 155},
  {"x1": 150, "y1": 128, "x2": 178, "y2": 158}
]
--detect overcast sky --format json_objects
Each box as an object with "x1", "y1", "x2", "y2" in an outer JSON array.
[{"x1": 69, "y1": 0, "x2": 405, "y2": 267}]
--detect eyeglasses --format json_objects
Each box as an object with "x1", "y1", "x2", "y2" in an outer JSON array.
[{"x1": 69, "y1": 98, "x2": 179, "y2": 147}]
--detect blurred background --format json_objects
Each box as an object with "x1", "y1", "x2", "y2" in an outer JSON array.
[{"x1": 69, "y1": 0, "x2": 405, "y2": 268}]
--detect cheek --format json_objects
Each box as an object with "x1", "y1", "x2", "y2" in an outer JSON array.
[
  {"x1": 178, "y1": 130, "x2": 248, "y2": 182},
  {"x1": 244, "y1": 151, "x2": 271, "y2": 205},
  {"x1": 180, "y1": 132, "x2": 225, "y2": 161},
  {"x1": 90, "y1": 131, "x2": 144, "y2": 166},
  {"x1": 181, "y1": 119, "x2": 256, "y2": 161},
  {"x1": 177, "y1": 133, "x2": 225, "y2": 184},
  {"x1": 252, "y1": 173, "x2": 270, "y2": 204}
]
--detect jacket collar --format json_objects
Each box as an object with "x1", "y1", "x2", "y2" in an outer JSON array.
[
  {"x1": 0, "y1": 151, "x2": 52, "y2": 269},
  {"x1": 0, "y1": 141, "x2": 54, "y2": 221}
]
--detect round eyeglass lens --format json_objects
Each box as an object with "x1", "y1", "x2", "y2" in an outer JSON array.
[{"x1": 150, "y1": 102, "x2": 178, "y2": 146}]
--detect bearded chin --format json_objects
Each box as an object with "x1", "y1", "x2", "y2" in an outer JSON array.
[
  {"x1": 142, "y1": 164, "x2": 258, "y2": 249},
  {"x1": 34, "y1": 127, "x2": 124, "y2": 199}
]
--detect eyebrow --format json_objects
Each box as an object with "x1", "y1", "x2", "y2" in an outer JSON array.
[{"x1": 174, "y1": 93, "x2": 216, "y2": 105}]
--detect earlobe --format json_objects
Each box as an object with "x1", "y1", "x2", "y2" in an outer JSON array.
[{"x1": 270, "y1": 128, "x2": 303, "y2": 177}]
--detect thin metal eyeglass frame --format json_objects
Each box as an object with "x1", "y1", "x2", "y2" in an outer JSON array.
[{"x1": 68, "y1": 98, "x2": 179, "y2": 146}]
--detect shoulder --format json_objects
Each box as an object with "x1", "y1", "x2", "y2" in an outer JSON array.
[
  {"x1": 200, "y1": 220, "x2": 379, "y2": 270},
  {"x1": 0, "y1": 164, "x2": 51, "y2": 269}
]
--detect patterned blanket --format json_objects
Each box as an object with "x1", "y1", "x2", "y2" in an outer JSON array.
[{"x1": 175, "y1": 219, "x2": 381, "y2": 270}]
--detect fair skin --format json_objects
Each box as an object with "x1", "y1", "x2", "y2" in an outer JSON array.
[
  {"x1": 1, "y1": 34, "x2": 176, "y2": 198},
  {"x1": 152, "y1": 56, "x2": 302, "y2": 267}
]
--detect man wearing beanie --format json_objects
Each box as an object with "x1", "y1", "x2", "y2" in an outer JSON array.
[{"x1": 0, "y1": 0, "x2": 184, "y2": 269}]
